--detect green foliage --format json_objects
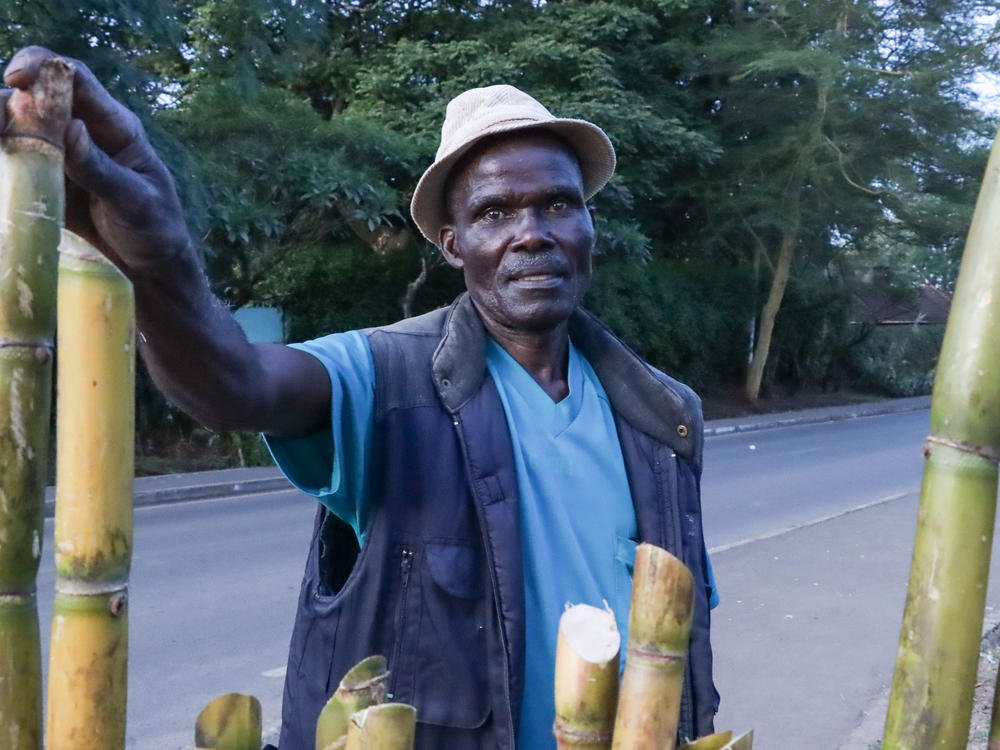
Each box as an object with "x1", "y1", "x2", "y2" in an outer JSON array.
[
  {"x1": 848, "y1": 325, "x2": 944, "y2": 398},
  {"x1": 586, "y1": 258, "x2": 754, "y2": 388},
  {"x1": 161, "y1": 82, "x2": 425, "y2": 306},
  {"x1": 1, "y1": 0, "x2": 995, "y2": 454}
]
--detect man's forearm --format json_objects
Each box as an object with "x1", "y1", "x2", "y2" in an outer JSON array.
[{"x1": 128, "y1": 248, "x2": 275, "y2": 432}]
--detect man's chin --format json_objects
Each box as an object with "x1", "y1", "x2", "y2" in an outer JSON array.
[{"x1": 497, "y1": 300, "x2": 577, "y2": 333}]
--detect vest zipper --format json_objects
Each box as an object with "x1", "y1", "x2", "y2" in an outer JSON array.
[
  {"x1": 451, "y1": 414, "x2": 516, "y2": 747},
  {"x1": 388, "y1": 548, "x2": 413, "y2": 700}
]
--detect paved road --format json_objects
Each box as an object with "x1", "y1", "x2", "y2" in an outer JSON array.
[
  {"x1": 34, "y1": 405, "x2": 989, "y2": 748},
  {"x1": 705, "y1": 410, "x2": 1000, "y2": 749}
]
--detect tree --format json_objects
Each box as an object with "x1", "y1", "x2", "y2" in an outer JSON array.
[{"x1": 685, "y1": 0, "x2": 995, "y2": 400}]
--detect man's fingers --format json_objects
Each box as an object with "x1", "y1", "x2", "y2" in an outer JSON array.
[
  {"x1": 64, "y1": 118, "x2": 149, "y2": 205},
  {"x1": 5, "y1": 46, "x2": 144, "y2": 157},
  {"x1": 2, "y1": 45, "x2": 52, "y2": 89}
]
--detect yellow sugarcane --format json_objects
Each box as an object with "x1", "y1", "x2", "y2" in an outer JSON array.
[
  {"x1": 678, "y1": 731, "x2": 733, "y2": 750},
  {"x1": 0, "y1": 57, "x2": 73, "y2": 750},
  {"x1": 882, "y1": 126, "x2": 1000, "y2": 748},
  {"x1": 611, "y1": 543, "x2": 693, "y2": 750},
  {"x1": 316, "y1": 655, "x2": 390, "y2": 750},
  {"x1": 194, "y1": 693, "x2": 262, "y2": 750},
  {"x1": 718, "y1": 730, "x2": 752, "y2": 750},
  {"x1": 553, "y1": 603, "x2": 620, "y2": 750},
  {"x1": 345, "y1": 704, "x2": 416, "y2": 750},
  {"x1": 46, "y1": 230, "x2": 134, "y2": 749}
]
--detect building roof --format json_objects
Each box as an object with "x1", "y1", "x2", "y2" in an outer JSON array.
[{"x1": 853, "y1": 283, "x2": 952, "y2": 325}]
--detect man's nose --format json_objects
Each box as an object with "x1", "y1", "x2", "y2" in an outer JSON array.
[{"x1": 510, "y1": 208, "x2": 553, "y2": 251}]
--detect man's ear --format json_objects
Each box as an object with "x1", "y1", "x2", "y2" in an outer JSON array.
[{"x1": 439, "y1": 225, "x2": 464, "y2": 270}]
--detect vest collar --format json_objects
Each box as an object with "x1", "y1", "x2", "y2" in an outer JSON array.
[{"x1": 431, "y1": 293, "x2": 701, "y2": 463}]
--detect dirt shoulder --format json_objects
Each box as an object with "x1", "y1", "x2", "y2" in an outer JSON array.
[
  {"x1": 699, "y1": 385, "x2": 892, "y2": 421},
  {"x1": 969, "y1": 624, "x2": 1000, "y2": 748}
]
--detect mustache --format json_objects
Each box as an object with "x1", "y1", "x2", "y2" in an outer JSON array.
[{"x1": 502, "y1": 254, "x2": 570, "y2": 279}]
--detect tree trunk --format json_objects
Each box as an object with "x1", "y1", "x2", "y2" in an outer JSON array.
[{"x1": 744, "y1": 223, "x2": 797, "y2": 401}]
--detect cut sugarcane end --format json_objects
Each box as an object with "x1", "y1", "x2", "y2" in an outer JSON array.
[
  {"x1": 678, "y1": 730, "x2": 734, "y2": 750},
  {"x1": 194, "y1": 693, "x2": 262, "y2": 750},
  {"x1": 346, "y1": 703, "x2": 417, "y2": 750},
  {"x1": 341, "y1": 655, "x2": 388, "y2": 686},
  {"x1": 719, "y1": 730, "x2": 753, "y2": 750},
  {"x1": 560, "y1": 603, "x2": 620, "y2": 665},
  {"x1": 316, "y1": 696, "x2": 352, "y2": 750}
]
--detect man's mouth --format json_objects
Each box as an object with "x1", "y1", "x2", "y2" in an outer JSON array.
[{"x1": 515, "y1": 272, "x2": 562, "y2": 282}]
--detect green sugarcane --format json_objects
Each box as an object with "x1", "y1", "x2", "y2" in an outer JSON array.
[
  {"x1": 345, "y1": 704, "x2": 416, "y2": 750},
  {"x1": 0, "y1": 57, "x2": 73, "y2": 750},
  {"x1": 316, "y1": 655, "x2": 390, "y2": 750},
  {"x1": 882, "y1": 128, "x2": 1000, "y2": 747},
  {"x1": 194, "y1": 693, "x2": 262, "y2": 750}
]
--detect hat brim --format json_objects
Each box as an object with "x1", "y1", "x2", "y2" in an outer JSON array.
[{"x1": 410, "y1": 118, "x2": 616, "y2": 245}]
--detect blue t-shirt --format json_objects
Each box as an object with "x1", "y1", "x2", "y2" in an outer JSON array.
[{"x1": 265, "y1": 330, "x2": 718, "y2": 747}]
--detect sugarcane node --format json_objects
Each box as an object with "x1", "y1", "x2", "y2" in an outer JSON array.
[
  {"x1": 3, "y1": 57, "x2": 74, "y2": 151},
  {"x1": 552, "y1": 721, "x2": 613, "y2": 744},
  {"x1": 923, "y1": 434, "x2": 1000, "y2": 464},
  {"x1": 0, "y1": 337, "x2": 53, "y2": 349},
  {"x1": 108, "y1": 591, "x2": 126, "y2": 617},
  {"x1": 624, "y1": 642, "x2": 687, "y2": 667}
]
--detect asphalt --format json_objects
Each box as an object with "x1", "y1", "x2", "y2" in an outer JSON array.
[{"x1": 41, "y1": 394, "x2": 932, "y2": 517}]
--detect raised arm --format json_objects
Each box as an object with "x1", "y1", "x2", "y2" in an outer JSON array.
[{"x1": 1, "y1": 47, "x2": 330, "y2": 437}]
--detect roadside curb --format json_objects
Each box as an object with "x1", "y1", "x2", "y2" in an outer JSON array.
[
  {"x1": 704, "y1": 396, "x2": 931, "y2": 437},
  {"x1": 43, "y1": 473, "x2": 292, "y2": 518},
  {"x1": 839, "y1": 610, "x2": 1000, "y2": 749}
]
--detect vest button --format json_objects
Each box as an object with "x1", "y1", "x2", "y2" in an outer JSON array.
[
  {"x1": 676, "y1": 424, "x2": 689, "y2": 438},
  {"x1": 441, "y1": 378, "x2": 451, "y2": 389}
]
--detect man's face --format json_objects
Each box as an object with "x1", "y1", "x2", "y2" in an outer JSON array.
[{"x1": 439, "y1": 132, "x2": 596, "y2": 335}]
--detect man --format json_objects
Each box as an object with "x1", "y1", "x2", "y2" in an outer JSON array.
[{"x1": 2, "y1": 48, "x2": 717, "y2": 748}]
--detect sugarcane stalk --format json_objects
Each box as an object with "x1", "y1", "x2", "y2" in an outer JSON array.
[
  {"x1": 678, "y1": 731, "x2": 733, "y2": 750},
  {"x1": 194, "y1": 693, "x2": 262, "y2": 750},
  {"x1": 718, "y1": 730, "x2": 752, "y2": 750},
  {"x1": 882, "y1": 126, "x2": 1000, "y2": 749},
  {"x1": 316, "y1": 655, "x2": 389, "y2": 750},
  {"x1": 0, "y1": 57, "x2": 73, "y2": 750},
  {"x1": 345, "y1": 704, "x2": 416, "y2": 750},
  {"x1": 611, "y1": 543, "x2": 693, "y2": 750},
  {"x1": 46, "y1": 230, "x2": 134, "y2": 749},
  {"x1": 553, "y1": 603, "x2": 620, "y2": 750}
]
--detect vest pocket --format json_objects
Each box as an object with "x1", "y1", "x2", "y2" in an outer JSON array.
[{"x1": 393, "y1": 540, "x2": 491, "y2": 729}]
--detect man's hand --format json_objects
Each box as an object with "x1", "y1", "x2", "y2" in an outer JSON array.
[
  {"x1": 1, "y1": 46, "x2": 191, "y2": 275},
  {"x1": 0, "y1": 47, "x2": 331, "y2": 437}
]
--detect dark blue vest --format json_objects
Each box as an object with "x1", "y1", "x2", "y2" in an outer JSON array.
[{"x1": 277, "y1": 294, "x2": 717, "y2": 749}]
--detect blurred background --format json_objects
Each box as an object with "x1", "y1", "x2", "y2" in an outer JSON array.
[{"x1": 5, "y1": 0, "x2": 996, "y2": 471}]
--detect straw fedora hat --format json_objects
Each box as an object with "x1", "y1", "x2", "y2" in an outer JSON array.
[{"x1": 410, "y1": 84, "x2": 617, "y2": 245}]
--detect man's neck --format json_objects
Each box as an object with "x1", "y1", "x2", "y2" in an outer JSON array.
[{"x1": 485, "y1": 320, "x2": 571, "y2": 402}]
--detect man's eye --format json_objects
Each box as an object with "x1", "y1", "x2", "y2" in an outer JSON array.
[
  {"x1": 482, "y1": 207, "x2": 505, "y2": 221},
  {"x1": 548, "y1": 200, "x2": 568, "y2": 212}
]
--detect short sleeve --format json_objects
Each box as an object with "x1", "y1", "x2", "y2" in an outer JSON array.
[{"x1": 263, "y1": 330, "x2": 375, "y2": 541}]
